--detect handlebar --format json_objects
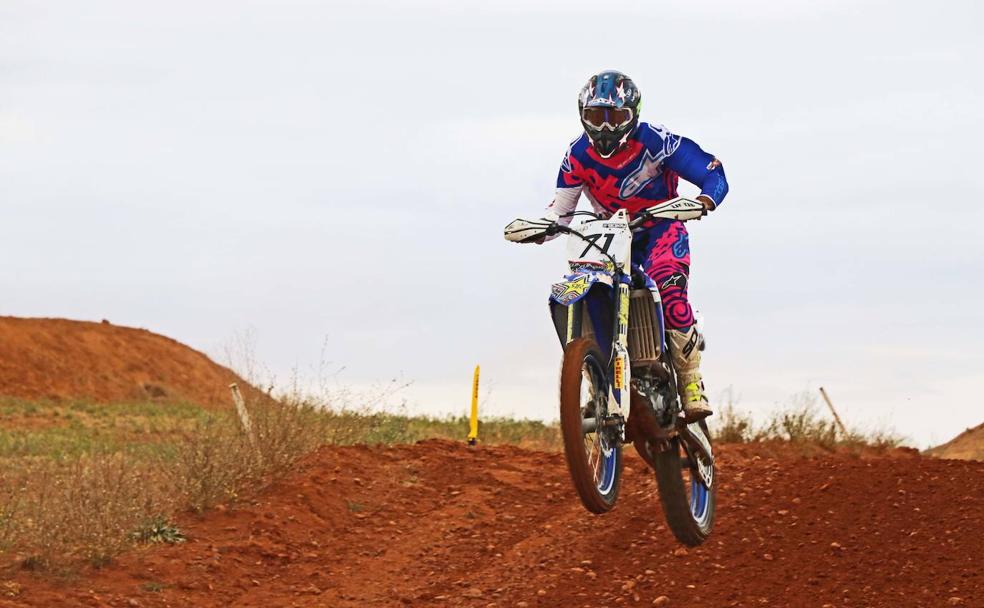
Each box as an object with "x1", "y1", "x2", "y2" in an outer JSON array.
[
  {"x1": 505, "y1": 198, "x2": 707, "y2": 252},
  {"x1": 559, "y1": 197, "x2": 708, "y2": 232}
]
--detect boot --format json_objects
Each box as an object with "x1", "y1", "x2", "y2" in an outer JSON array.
[{"x1": 666, "y1": 326, "x2": 712, "y2": 422}]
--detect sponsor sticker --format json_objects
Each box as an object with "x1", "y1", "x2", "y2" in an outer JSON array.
[{"x1": 614, "y1": 357, "x2": 625, "y2": 390}]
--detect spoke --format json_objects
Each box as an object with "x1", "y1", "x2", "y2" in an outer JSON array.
[
  {"x1": 586, "y1": 434, "x2": 601, "y2": 481},
  {"x1": 578, "y1": 357, "x2": 609, "y2": 489}
]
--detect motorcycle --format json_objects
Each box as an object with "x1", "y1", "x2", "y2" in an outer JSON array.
[{"x1": 504, "y1": 197, "x2": 716, "y2": 546}]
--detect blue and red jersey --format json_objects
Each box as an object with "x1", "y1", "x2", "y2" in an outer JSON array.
[{"x1": 546, "y1": 122, "x2": 729, "y2": 223}]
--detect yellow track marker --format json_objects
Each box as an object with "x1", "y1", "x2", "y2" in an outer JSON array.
[{"x1": 467, "y1": 365, "x2": 480, "y2": 446}]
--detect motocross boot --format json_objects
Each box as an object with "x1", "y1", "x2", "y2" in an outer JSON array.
[{"x1": 667, "y1": 326, "x2": 712, "y2": 422}]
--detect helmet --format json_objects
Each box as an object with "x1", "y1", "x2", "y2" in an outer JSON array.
[{"x1": 577, "y1": 70, "x2": 641, "y2": 158}]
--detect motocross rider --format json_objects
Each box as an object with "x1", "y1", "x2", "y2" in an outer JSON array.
[{"x1": 506, "y1": 70, "x2": 729, "y2": 422}]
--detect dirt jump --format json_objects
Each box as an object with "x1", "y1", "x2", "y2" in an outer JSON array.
[{"x1": 1, "y1": 440, "x2": 979, "y2": 608}]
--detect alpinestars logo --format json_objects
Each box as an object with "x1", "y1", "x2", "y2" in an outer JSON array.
[
  {"x1": 561, "y1": 148, "x2": 572, "y2": 173},
  {"x1": 619, "y1": 149, "x2": 665, "y2": 199}
]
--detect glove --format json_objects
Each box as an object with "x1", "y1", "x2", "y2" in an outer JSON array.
[
  {"x1": 503, "y1": 215, "x2": 557, "y2": 244},
  {"x1": 696, "y1": 195, "x2": 716, "y2": 212}
]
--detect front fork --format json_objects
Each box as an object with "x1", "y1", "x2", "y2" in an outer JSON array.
[
  {"x1": 561, "y1": 283, "x2": 632, "y2": 436},
  {"x1": 608, "y1": 283, "x2": 631, "y2": 431}
]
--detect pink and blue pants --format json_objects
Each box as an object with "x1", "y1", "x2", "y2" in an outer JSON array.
[{"x1": 631, "y1": 221, "x2": 694, "y2": 331}]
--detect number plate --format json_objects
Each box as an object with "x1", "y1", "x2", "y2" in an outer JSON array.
[{"x1": 566, "y1": 211, "x2": 632, "y2": 271}]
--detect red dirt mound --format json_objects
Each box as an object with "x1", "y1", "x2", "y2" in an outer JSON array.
[
  {"x1": 0, "y1": 316, "x2": 250, "y2": 408},
  {"x1": 3, "y1": 441, "x2": 981, "y2": 607},
  {"x1": 926, "y1": 421, "x2": 984, "y2": 461}
]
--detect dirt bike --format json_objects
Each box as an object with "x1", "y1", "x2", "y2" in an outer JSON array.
[{"x1": 504, "y1": 197, "x2": 716, "y2": 546}]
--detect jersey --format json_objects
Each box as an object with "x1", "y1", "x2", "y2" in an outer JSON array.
[{"x1": 546, "y1": 122, "x2": 729, "y2": 226}]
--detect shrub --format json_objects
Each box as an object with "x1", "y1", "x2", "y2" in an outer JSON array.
[
  {"x1": 4, "y1": 454, "x2": 175, "y2": 570},
  {"x1": 711, "y1": 390, "x2": 904, "y2": 450}
]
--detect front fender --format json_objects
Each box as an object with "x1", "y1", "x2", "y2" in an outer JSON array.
[{"x1": 549, "y1": 272, "x2": 613, "y2": 306}]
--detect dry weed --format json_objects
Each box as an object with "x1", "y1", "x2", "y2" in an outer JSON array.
[
  {"x1": 711, "y1": 390, "x2": 904, "y2": 451},
  {"x1": 3, "y1": 454, "x2": 176, "y2": 570}
]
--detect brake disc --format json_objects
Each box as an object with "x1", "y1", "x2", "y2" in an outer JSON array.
[{"x1": 680, "y1": 423, "x2": 714, "y2": 487}]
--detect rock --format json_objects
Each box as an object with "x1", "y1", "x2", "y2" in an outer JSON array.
[
  {"x1": 463, "y1": 588, "x2": 482, "y2": 598},
  {"x1": 653, "y1": 596, "x2": 671, "y2": 606},
  {"x1": 763, "y1": 554, "x2": 774, "y2": 561},
  {"x1": 947, "y1": 598, "x2": 964, "y2": 606},
  {"x1": 673, "y1": 548, "x2": 689, "y2": 557},
  {"x1": 0, "y1": 583, "x2": 23, "y2": 598}
]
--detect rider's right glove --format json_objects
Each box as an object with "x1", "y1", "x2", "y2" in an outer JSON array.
[{"x1": 503, "y1": 214, "x2": 558, "y2": 244}]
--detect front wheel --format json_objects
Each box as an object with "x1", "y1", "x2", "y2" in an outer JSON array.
[
  {"x1": 653, "y1": 421, "x2": 716, "y2": 545},
  {"x1": 559, "y1": 337, "x2": 622, "y2": 514}
]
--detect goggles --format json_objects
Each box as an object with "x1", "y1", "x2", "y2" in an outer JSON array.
[{"x1": 581, "y1": 106, "x2": 634, "y2": 131}]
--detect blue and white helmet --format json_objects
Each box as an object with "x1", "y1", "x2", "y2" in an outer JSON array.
[{"x1": 578, "y1": 70, "x2": 642, "y2": 158}]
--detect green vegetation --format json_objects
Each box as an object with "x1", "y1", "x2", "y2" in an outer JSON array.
[
  {"x1": 0, "y1": 396, "x2": 559, "y2": 462},
  {"x1": 316, "y1": 411, "x2": 560, "y2": 449},
  {"x1": 131, "y1": 516, "x2": 186, "y2": 545},
  {"x1": 0, "y1": 398, "x2": 208, "y2": 459}
]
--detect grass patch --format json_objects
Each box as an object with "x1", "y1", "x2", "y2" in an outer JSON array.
[
  {"x1": 315, "y1": 410, "x2": 560, "y2": 450},
  {"x1": 0, "y1": 398, "x2": 208, "y2": 459},
  {"x1": 131, "y1": 517, "x2": 185, "y2": 545}
]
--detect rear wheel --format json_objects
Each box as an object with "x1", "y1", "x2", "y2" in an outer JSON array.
[
  {"x1": 559, "y1": 337, "x2": 622, "y2": 514},
  {"x1": 653, "y1": 421, "x2": 716, "y2": 545}
]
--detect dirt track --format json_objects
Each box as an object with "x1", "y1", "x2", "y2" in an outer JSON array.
[{"x1": 4, "y1": 440, "x2": 981, "y2": 607}]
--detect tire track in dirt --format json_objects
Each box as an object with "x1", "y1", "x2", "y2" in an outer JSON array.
[{"x1": 3, "y1": 440, "x2": 981, "y2": 608}]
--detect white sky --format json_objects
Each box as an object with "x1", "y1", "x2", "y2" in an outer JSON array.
[{"x1": 2, "y1": 0, "x2": 982, "y2": 448}]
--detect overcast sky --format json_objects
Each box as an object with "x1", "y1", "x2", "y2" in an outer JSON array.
[{"x1": 2, "y1": 0, "x2": 982, "y2": 448}]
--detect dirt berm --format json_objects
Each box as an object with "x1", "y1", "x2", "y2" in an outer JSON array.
[
  {"x1": 0, "y1": 316, "x2": 251, "y2": 408},
  {"x1": 3, "y1": 441, "x2": 981, "y2": 608}
]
